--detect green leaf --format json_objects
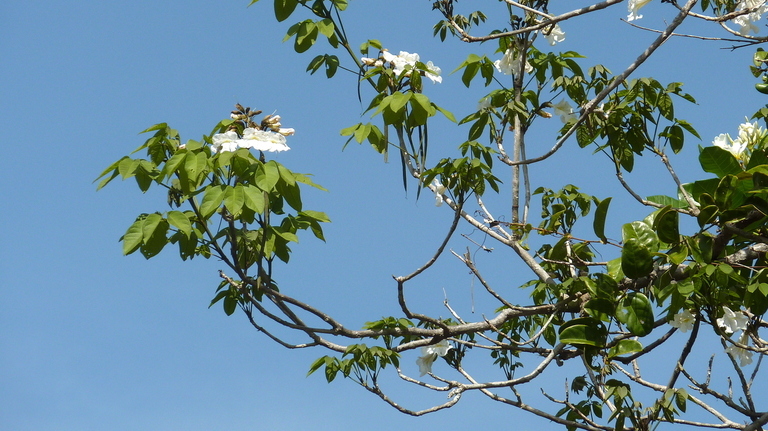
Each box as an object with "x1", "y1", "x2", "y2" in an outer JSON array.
[
  {"x1": 559, "y1": 317, "x2": 607, "y2": 347},
  {"x1": 699, "y1": 146, "x2": 742, "y2": 177},
  {"x1": 622, "y1": 221, "x2": 659, "y2": 252},
  {"x1": 274, "y1": 0, "x2": 299, "y2": 22},
  {"x1": 167, "y1": 210, "x2": 192, "y2": 238},
  {"x1": 607, "y1": 339, "x2": 643, "y2": 358},
  {"x1": 257, "y1": 161, "x2": 281, "y2": 191},
  {"x1": 199, "y1": 185, "x2": 227, "y2": 219},
  {"x1": 593, "y1": 197, "x2": 611, "y2": 242},
  {"x1": 140, "y1": 217, "x2": 169, "y2": 259},
  {"x1": 243, "y1": 184, "x2": 266, "y2": 214},
  {"x1": 122, "y1": 218, "x2": 145, "y2": 255},
  {"x1": 142, "y1": 213, "x2": 163, "y2": 243},
  {"x1": 224, "y1": 184, "x2": 245, "y2": 217},
  {"x1": 621, "y1": 239, "x2": 653, "y2": 279},
  {"x1": 654, "y1": 207, "x2": 679, "y2": 244},
  {"x1": 294, "y1": 20, "x2": 318, "y2": 53},
  {"x1": 616, "y1": 292, "x2": 654, "y2": 336},
  {"x1": 160, "y1": 152, "x2": 187, "y2": 181}
]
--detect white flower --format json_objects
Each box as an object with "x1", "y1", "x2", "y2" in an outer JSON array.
[
  {"x1": 713, "y1": 133, "x2": 747, "y2": 160},
  {"x1": 211, "y1": 130, "x2": 241, "y2": 154},
  {"x1": 725, "y1": 332, "x2": 753, "y2": 366},
  {"x1": 432, "y1": 178, "x2": 447, "y2": 207},
  {"x1": 494, "y1": 49, "x2": 533, "y2": 75},
  {"x1": 669, "y1": 310, "x2": 696, "y2": 333},
  {"x1": 477, "y1": 97, "x2": 492, "y2": 111},
  {"x1": 544, "y1": 24, "x2": 566, "y2": 46},
  {"x1": 424, "y1": 61, "x2": 442, "y2": 84},
  {"x1": 732, "y1": 0, "x2": 768, "y2": 35},
  {"x1": 627, "y1": 0, "x2": 653, "y2": 21},
  {"x1": 552, "y1": 99, "x2": 578, "y2": 123},
  {"x1": 416, "y1": 340, "x2": 452, "y2": 376},
  {"x1": 239, "y1": 128, "x2": 291, "y2": 152},
  {"x1": 278, "y1": 128, "x2": 295, "y2": 136},
  {"x1": 381, "y1": 50, "x2": 442, "y2": 83},
  {"x1": 736, "y1": 118, "x2": 767, "y2": 147},
  {"x1": 717, "y1": 306, "x2": 748, "y2": 334}
]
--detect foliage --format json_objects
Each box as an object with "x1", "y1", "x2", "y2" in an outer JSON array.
[{"x1": 100, "y1": 1, "x2": 768, "y2": 429}]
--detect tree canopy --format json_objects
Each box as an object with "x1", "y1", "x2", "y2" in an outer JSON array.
[{"x1": 98, "y1": 1, "x2": 768, "y2": 429}]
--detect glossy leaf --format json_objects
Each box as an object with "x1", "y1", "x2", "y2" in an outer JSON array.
[
  {"x1": 699, "y1": 146, "x2": 742, "y2": 178},
  {"x1": 607, "y1": 339, "x2": 643, "y2": 358},
  {"x1": 593, "y1": 197, "x2": 611, "y2": 242},
  {"x1": 616, "y1": 292, "x2": 654, "y2": 336},
  {"x1": 559, "y1": 317, "x2": 607, "y2": 347},
  {"x1": 621, "y1": 239, "x2": 653, "y2": 279}
]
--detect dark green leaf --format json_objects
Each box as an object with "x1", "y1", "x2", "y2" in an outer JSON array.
[
  {"x1": 593, "y1": 197, "x2": 611, "y2": 242},
  {"x1": 621, "y1": 239, "x2": 653, "y2": 279},
  {"x1": 616, "y1": 292, "x2": 654, "y2": 336}
]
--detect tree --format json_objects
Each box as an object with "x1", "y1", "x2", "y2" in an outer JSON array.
[{"x1": 96, "y1": 1, "x2": 768, "y2": 429}]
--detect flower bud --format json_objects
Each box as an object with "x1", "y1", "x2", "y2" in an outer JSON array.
[{"x1": 278, "y1": 128, "x2": 295, "y2": 136}]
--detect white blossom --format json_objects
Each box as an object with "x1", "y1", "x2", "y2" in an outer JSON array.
[
  {"x1": 717, "y1": 306, "x2": 748, "y2": 334},
  {"x1": 416, "y1": 340, "x2": 452, "y2": 376},
  {"x1": 381, "y1": 50, "x2": 442, "y2": 83},
  {"x1": 477, "y1": 97, "x2": 492, "y2": 111},
  {"x1": 669, "y1": 310, "x2": 696, "y2": 332},
  {"x1": 713, "y1": 133, "x2": 748, "y2": 160},
  {"x1": 732, "y1": 0, "x2": 768, "y2": 35},
  {"x1": 736, "y1": 118, "x2": 767, "y2": 147},
  {"x1": 544, "y1": 24, "x2": 566, "y2": 46},
  {"x1": 239, "y1": 128, "x2": 291, "y2": 153},
  {"x1": 627, "y1": 0, "x2": 653, "y2": 21},
  {"x1": 725, "y1": 332, "x2": 754, "y2": 366},
  {"x1": 424, "y1": 61, "x2": 442, "y2": 84},
  {"x1": 552, "y1": 99, "x2": 578, "y2": 123},
  {"x1": 211, "y1": 130, "x2": 241, "y2": 154},
  {"x1": 432, "y1": 179, "x2": 447, "y2": 207},
  {"x1": 494, "y1": 49, "x2": 533, "y2": 75}
]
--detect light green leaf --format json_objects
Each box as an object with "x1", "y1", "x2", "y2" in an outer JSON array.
[
  {"x1": 199, "y1": 185, "x2": 227, "y2": 219},
  {"x1": 224, "y1": 184, "x2": 245, "y2": 217},
  {"x1": 167, "y1": 210, "x2": 192, "y2": 238},
  {"x1": 142, "y1": 213, "x2": 163, "y2": 242},
  {"x1": 257, "y1": 161, "x2": 281, "y2": 191},
  {"x1": 122, "y1": 219, "x2": 145, "y2": 255},
  {"x1": 243, "y1": 184, "x2": 266, "y2": 214},
  {"x1": 607, "y1": 339, "x2": 643, "y2": 358}
]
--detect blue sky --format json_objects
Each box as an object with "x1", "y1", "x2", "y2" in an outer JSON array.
[{"x1": 1, "y1": 1, "x2": 766, "y2": 430}]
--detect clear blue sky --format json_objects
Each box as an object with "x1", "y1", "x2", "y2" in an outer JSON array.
[{"x1": 1, "y1": 1, "x2": 765, "y2": 430}]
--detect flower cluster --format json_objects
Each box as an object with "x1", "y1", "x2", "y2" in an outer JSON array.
[
  {"x1": 416, "y1": 340, "x2": 452, "y2": 376},
  {"x1": 211, "y1": 113, "x2": 293, "y2": 154},
  {"x1": 493, "y1": 48, "x2": 533, "y2": 75},
  {"x1": 712, "y1": 118, "x2": 768, "y2": 164},
  {"x1": 716, "y1": 306, "x2": 753, "y2": 367},
  {"x1": 732, "y1": 0, "x2": 768, "y2": 35},
  {"x1": 361, "y1": 50, "x2": 442, "y2": 84}
]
